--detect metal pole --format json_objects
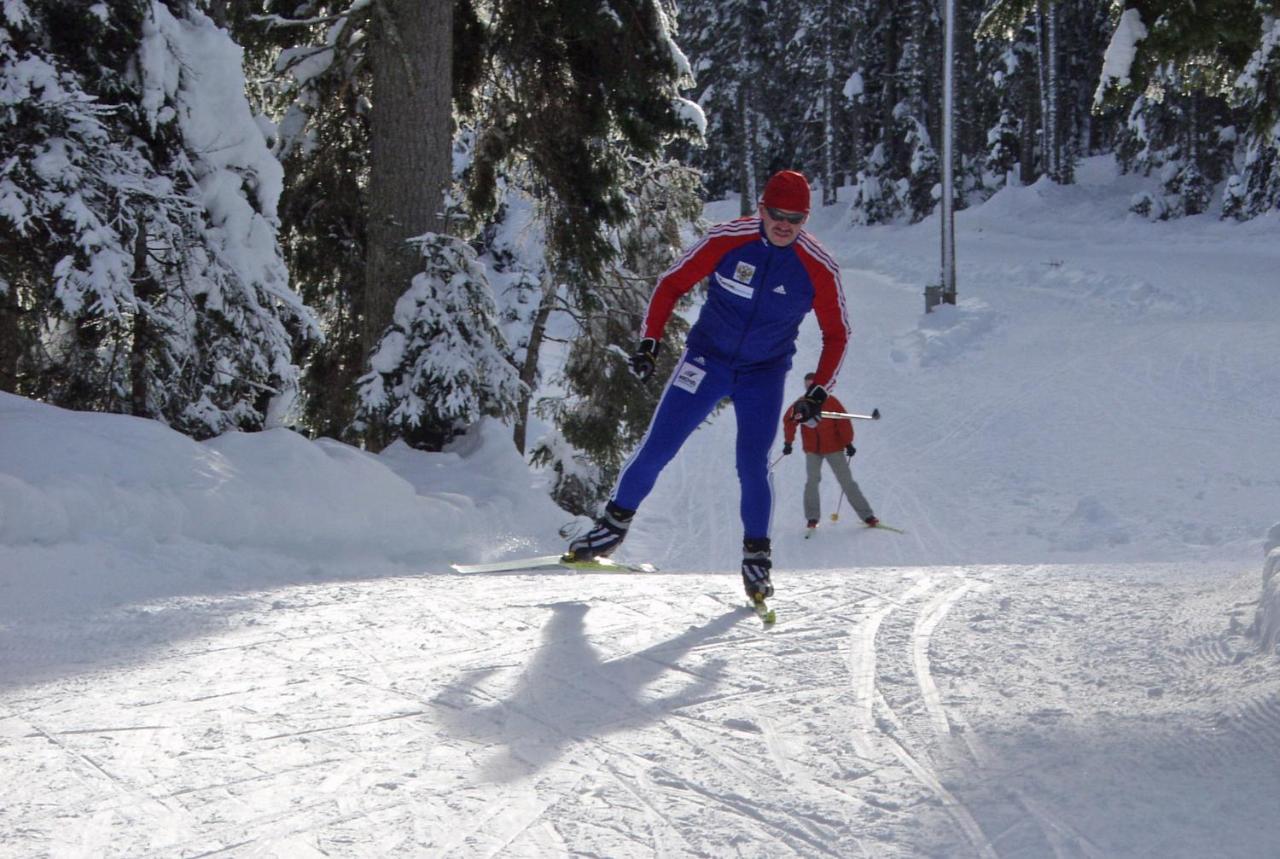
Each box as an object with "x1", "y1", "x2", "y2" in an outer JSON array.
[{"x1": 941, "y1": 0, "x2": 957, "y2": 304}]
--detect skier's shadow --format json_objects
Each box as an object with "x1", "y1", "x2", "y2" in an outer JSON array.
[{"x1": 433, "y1": 602, "x2": 743, "y2": 782}]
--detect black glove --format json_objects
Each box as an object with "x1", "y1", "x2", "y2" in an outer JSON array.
[
  {"x1": 845, "y1": 444, "x2": 856, "y2": 458},
  {"x1": 782, "y1": 443, "x2": 793, "y2": 455},
  {"x1": 789, "y1": 383, "x2": 827, "y2": 426},
  {"x1": 629, "y1": 337, "x2": 659, "y2": 381}
]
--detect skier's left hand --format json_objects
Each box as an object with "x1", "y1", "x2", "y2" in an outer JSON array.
[
  {"x1": 845, "y1": 444, "x2": 856, "y2": 458},
  {"x1": 789, "y1": 383, "x2": 827, "y2": 426}
]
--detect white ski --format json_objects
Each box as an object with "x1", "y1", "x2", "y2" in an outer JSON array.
[{"x1": 450, "y1": 554, "x2": 658, "y2": 574}]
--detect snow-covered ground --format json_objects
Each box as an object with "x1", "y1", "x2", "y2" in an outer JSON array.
[{"x1": 2, "y1": 156, "x2": 1278, "y2": 857}]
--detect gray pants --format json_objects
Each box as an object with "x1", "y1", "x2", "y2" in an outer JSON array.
[{"x1": 804, "y1": 452, "x2": 874, "y2": 522}]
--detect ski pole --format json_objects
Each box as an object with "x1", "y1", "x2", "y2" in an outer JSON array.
[
  {"x1": 831, "y1": 484, "x2": 845, "y2": 522},
  {"x1": 820, "y1": 408, "x2": 880, "y2": 421}
]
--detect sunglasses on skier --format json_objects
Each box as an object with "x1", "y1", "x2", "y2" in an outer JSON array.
[{"x1": 764, "y1": 207, "x2": 806, "y2": 225}]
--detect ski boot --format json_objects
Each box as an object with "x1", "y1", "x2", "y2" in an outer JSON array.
[
  {"x1": 741, "y1": 537, "x2": 773, "y2": 601},
  {"x1": 565, "y1": 500, "x2": 634, "y2": 562}
]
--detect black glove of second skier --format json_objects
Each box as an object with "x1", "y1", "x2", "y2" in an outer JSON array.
[
  {"x1": 789, "y1": 383, "x2": 827, "y2": 426},
  {"x1": 782, "y1": 443, "x2": 793, "y2": 455},
  {"x1": 629, "y1": 337, "x2": 659, "y2": 381},
  {"x1": 846, "y1": 444, "x2": 856, "y2": 458}
]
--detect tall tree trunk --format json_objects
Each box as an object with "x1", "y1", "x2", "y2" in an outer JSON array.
[
  {"x1": 1046, "y1": 0, "x2": 1060, "y2": 181},
  {"x1": 1020, "y1": 78, "x2": 1038, "y2": 185},
  {"x1": 821, "y1": 0, "x2": 837, "y2": 205},
  {"x1": 512, "y1": 272, "x2": 557, "y2": 456},
  {"x1": 1034, "y1": 2, "x2": 1050, "y2": 180},
  {"x1": 880, "y1": 8, "x2": 900, "y2": 169},
  {"x1": 0, "y1": 278, "x2": 18, "y2": 393},
  {"x1": 739, "y1": 84, "x2": 757, "y2": 215},
  {"x1": 848, "y1": 22, "x2": 864, "y2": 181},
  {"x1": 129, "y1": 215, "x2": 156, "y2": 418},
  {"x1": 363, "y1": 0, "x2": 453, "y2": 449}
]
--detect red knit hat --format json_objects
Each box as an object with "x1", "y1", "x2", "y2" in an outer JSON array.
[{"x1": 761, "y1": 170, "x2": 811, "y2": 213}]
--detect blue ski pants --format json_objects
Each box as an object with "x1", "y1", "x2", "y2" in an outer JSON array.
[{"x1": 612, "y1": 350, "x2": 788, "y2": 541}]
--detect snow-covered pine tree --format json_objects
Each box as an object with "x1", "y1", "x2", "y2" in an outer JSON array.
[
  {"x1": 978, "y1": 0, "x2": 1076, "y2": 184},
  {"x1": 354, "y1": 233, "x2": 522, "y2": 449},
  {"x1": 1118, "y1": 72, "x2": 1233, "y2": 219},
  {"x1": 451, "y1": 0, "x2": 704, "y2": 502},
  {"x1": 237, "y1": 0, "x2": 471, "y2": 449},
  {"x1": 1225, "y1": 13, "x2": 1280, "y2": 218},
  {"x1": 231, "y1": 0, "x2": 375, "y2": 440},
  {"x1": 1092, "y1": 0, "x2": 1274, "y2": 220},
  {"x1": 0, "y1": 0, "x2": 316, "y2": 437},
  {"x1": 676, "y1": 0, "x2": 777, "y2": 206},
  {"x1": 847, "y1": 0, "x2": 906, "y2": 223},
  {"x1": 843, "y1": 2, "x2": 869, "y2": 184}
]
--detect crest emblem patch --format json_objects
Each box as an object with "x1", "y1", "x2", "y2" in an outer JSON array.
[{"x1": 733, "y1": 261, "x2": 756, "y2": 283}]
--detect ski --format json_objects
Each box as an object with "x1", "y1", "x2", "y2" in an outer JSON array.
[
  {"x1": 803, "y1": 522, "x2": 905, "y2": 538},
  {"x1": 751, "y1": 596, "x2": 777, "y2": 625},
  {"x1": 869, "y1": 522, "x2": 907, "y2": 534},
  {"x1": 450, "y1": 554, "x2": 658, "y2": 574}
]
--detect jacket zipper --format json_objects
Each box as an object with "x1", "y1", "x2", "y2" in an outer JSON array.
[{"x1": 729, "y1": 238, "x2": 775, "y2": 366}]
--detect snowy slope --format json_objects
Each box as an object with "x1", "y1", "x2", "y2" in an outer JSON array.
[{"x1": 2, "y1": 156, "x2": 1278, "y2": 857}]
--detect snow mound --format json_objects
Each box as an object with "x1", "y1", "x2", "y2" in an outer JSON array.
[
  {"x1": 1257, "y1": 522, "x2": 1280, "y2": 654},
  {"x1": 1053, "y1": 496, "x2": 1131, "y2": 552},
  {"x1": 890, "y1": 298, "x2": 1000, "y2": 367},
  {"x1": 0, "y1": 393, "x2": 566, "y2": 565}
]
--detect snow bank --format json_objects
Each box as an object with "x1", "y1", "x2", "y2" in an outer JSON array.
[
  {"x1": 0, "y1": 393, "x2": 568, "y2": 565},
  {"x1": 1256, "y1": 522, "x2": 1280, "y2": 654}
]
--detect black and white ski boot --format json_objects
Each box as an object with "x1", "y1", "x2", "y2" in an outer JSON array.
[
  {"x1": 741, "y1": 537, "x2": 773, "y2": 600},
  {"x1": 566, "y1": 500, "x2": 635, "y2": 561}
]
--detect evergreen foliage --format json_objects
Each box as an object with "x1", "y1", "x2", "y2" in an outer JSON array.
[
  {"x1": 0, "y1": 0, "x2": 315, "y2": 437},
  {"x1": 531, "y1": 158, "x2": 703, "y2": 514},
  {"x1": 354, "y1": 234, "x2": 522, "y2": 449}
]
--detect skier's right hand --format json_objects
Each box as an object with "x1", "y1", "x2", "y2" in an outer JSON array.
[
  {"x1": 629, "y1": 337, "x2": 659, "y2": 382},
  {"x1": 782, "y1": 443, "x2": 793, "y2": 455}
]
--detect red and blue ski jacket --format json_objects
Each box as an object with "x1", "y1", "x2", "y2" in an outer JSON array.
[{"x1": 642, "y1": 217, "x2": 850, "y2": 390}]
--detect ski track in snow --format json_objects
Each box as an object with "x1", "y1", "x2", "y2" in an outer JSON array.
[{"x1": 4, "y1": 561, "x2": 1280, "y2": 857}]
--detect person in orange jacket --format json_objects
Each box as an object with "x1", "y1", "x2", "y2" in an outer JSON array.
[{"x1": 781, "y1": 373, "x2": 878, "y2": 530}]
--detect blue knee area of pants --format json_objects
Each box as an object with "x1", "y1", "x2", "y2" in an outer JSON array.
[{"x1": 733, "y1": 363, "x2": 787, "y2": 539}]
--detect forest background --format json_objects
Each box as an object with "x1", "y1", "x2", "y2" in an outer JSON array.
[{"x1": 2, "y1": 0, "x2": 1278, "y2": 515}]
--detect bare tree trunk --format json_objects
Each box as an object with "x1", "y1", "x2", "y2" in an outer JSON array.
[
  {"x1": 512, "y1": 272, "x2": 557, "y2": 456},
  {"x1": 848, "y1": 34, "x2": 864, "y2": 181},
  {"x1": 880, "y1": 8, "x2": 900, "y2": 169},
  {"x1": 129, "y1": 215, "x2": 156, "y2": 418},
  {"x1": 821, "y1": 0, "x2": 837, "y2": 206},
  {"x1": 1046, "y1": 0, "x2": 1060, "y2": 180},
  {"x1": 1019, "y1": 95, "x2": 1038, "y2": 185},
  {"x1": 363, "y1": 0, "x2": 453, "y2": 449},
  {"x1": 1034, "y1": 2, "x2": 1050, "y2": 180},
  {"x1": 0, "y1": 279, "x2": 19, "y2": 392},
  {"x1": 739, "y1": 85, "x2": 758, "y2": 216}
]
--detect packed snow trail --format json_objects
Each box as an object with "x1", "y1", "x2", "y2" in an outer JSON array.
[{"x1": 3, "y1": 562, "x2": 1276, "y2": 858}]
